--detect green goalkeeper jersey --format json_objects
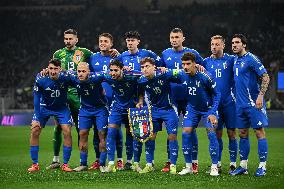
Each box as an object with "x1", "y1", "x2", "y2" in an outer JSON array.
[{"x1": 53, "y1": 46, "x2": 93, "y2": 95}]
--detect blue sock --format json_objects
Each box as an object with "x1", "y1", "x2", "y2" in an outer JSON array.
[
  {"x1": 30, "y1": 146, "x2": 39, "y2": 164},
  {"x1": 169, "y1": 140, "x2": 179, "y2": 165},
  {"x1": 239, "y1": 137, "x2": 250, "y2": 161},
  {"x1": 99, "y1": 151, "x2": 107, "y2": 166},
  {"x1": 125, "y1": 132, "x2": 133, "y2": 161},
  {"x1": 93, "y1": 129, "x2": 100, "y2": 159},
  {"x1": 106, "y1": 127, "x2": 117, "y2": 162},
  {"x1": 167, "y1": 139, "x2": 170, "y2": 161},
  {"x1": 80, "y1": 151, "x2": 88, "y2": 166},
  {"x1": 258, "y1": 138, "x2": 268, "y2": 162},
  {"x1": 229, "y1": 139, "x2": 238, "y2": 162},
  {"x1": 218, "y1": 138, "x2": 223, "y2": 162},
  {"x1": 133, "y1": 140, "x2": 142, "y2": 162},
  {"x1": 192, "y1": 130, "x2": 198, "y2": 161},
  {"x1": 63, "y1": 145, "x2": 72, "y2": 164},
  {"x1": 208, "y1": 131, "x2": 219, "y2": 164},
  {"x1": 182, "y1": 132, "x2": 192, "y2": 163},
  {"x1": 116, "y1": 129, "x2": 123, "y2": 159},
  {"x1": 145, "y1": 140, "x2": 155, "y2": 163}
]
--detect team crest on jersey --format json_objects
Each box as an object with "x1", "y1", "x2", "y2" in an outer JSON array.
[
  {"x1": 73, "y1": 50, "x2": 84, "y2": 64},
  {"x1": 223, "y1": 62, "x2": 227, "y2": 69},
  {"x1": 128, "y1": 106, "x2": 153, "y2": 143},
  {"x1": 60, "y1": 83, "x2": 65, "y2": 89}
]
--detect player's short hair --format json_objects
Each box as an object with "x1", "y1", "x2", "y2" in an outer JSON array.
[
  {"x1": 211, "y1": 35, "x2": 225, "y2": 43},
  {"x1": 181, "y1": 52, "x2": 196, "y2": 62},
  {"x1": 140, "y1": 57, "x2": 155, "y2": 66},
  {"x1": 233, "y1": 34, "x2": 248, "y2": 46},
  {"x1": 171, "y1": 28, "x2": 183, "y2": 34},
  {"x1": 109, "y1": 59, "x2": 124, "y2": 69},
  {"x1": 99, "y1": 33, "x2": 113, "y2": 43},
  {"x1": 64, "y1": 29, "x2": 78, "y2": 36},
  {"x1": 124, "y1": 31, "x2": 141, "y2": 40},
  {"x1": 78, "y1": 62, "x2": 90, "y2": 68},
  {"x1": 49, "y1": 59, "x2": 61, "y2": 67}
]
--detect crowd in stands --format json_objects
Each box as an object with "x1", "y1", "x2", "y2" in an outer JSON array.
[{"x1": 1, "y1": 1, "x2": 283, "y2": 109}]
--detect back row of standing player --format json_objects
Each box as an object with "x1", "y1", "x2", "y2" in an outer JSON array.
[{"x1": 28, "y1": 28, "x2": 270, "y2": 177}]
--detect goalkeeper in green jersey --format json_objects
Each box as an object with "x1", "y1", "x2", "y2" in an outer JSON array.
[{"x1": 46, "y1": 29, "x2": 94, "y2": 169}]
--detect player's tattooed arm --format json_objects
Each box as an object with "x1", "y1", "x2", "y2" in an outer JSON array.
[
  {"x1": 259, "y1": 73, "x2": 270, "y2": 96},
  {"x1": 256, "y1": 73, "x2": 270, "y2": 109}
]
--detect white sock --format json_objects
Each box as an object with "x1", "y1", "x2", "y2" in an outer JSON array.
[
  {"x1": 108, "y1": 161, "x2": 114, "y2": 165},
  {"x1": 117, "y1": 158, "x2": 123, "y2": 161},
  {"x1": 258, "y1": 161, "x2": 266, "y2": 169},
  {"x1": 211, "y1": 164, "x2": 218, "y2": 169},
  {"x1": 147, "y1": 163, "x2": 153, "y2": 167},
  {"x1": 127, "y1": 160, "x2": 132, "y2": 163},
  {"x1": 230, "y1": 162, "x2": 237, "y2": 167},
  {"x1": 240, "y1": 160, "x2": 248, "y2": 169},
  {"x1": 152, "y1": 160, "x2": 155, "y2": 164},
  {"x1": 186, "y1": 163, "x2": 192, "y2": 168},
  {"x1": 53, "y1": 156, "x2": 60, "y2": 162},
  {"x1": 192, "y1": 160, "x2": 198, "y2": 164}
]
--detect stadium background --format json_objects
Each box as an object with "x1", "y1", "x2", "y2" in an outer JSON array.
[{"x1": 0, "y1": 1, "x2": 283, "y2": 188}]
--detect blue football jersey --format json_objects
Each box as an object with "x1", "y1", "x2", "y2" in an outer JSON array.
[
  {"x1": 33, "y1": 72, "x2": 71, "y2": 120},
  {"x1": 184, "y1": 71, "x2": 221, "y2": 114},
  {"x1": 116, "y1": 49, "x2": 162, "y2": 71},
  {"x1": 138, "y1": 69, "x2": 183, "y2": 108},
  {"x1": 204, "y1": 53, "x2": 235, "y2": 106},
  {"x1": 161, "y1": 47, "x2": 204, "y2": 100},
  {"x1": 89, "y1": 52, "x2": 114, "y2": 105},
  {"x1": 89, "y1": 52, "x2": 113, "y2": 72},
  {"x1": 233, "y1": 52, "x2": 267, "y2": 108},
  {"x1": 100, "y1": 70, "x2": 142, "y2": 109},
  {"x1": 69, "y1": 73, "x2": 107, "y2": 110}
]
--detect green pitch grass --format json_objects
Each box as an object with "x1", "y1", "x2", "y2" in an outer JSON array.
[{"x1": 0, "y1": 126, "x2": 283, "y2": 189}]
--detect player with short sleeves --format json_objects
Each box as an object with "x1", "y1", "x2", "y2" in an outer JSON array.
[
  {"x1": 203, "y1": 35, "x2": 238, "y2": 173},
  {"x1": 178, "y1": 52, "x2": 221, "y2": 177},
  {"x1": 160, "y1": 28, "x2": 203, "y2": 173},
  {"x1": 229, "y1": 34, "x2": 270, "y2": 177},
  {"x1": 89, "y1": 33, "x2": 124, "y2": 170}
]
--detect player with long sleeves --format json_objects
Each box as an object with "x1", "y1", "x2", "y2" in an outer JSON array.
[
  {"x1": 136, "y1": 57, "x2": 183, "y2": 174},
  {"x1": 67, "y1": 62, "x2": 109, "y2": 172},
  {"x1": 28, "y1": 59, "x2": 73, "y2": 172},
  {"x1": 160, "y1": 28, "x2": 203, "y2": 173},
  {"x1": 178, "y1": 52, "x2": 221, "y2": 176},
  {"x1": 229, "y1": 34, "x2": 270, "y2": 177},
  {"x1": 98, "y1": 60, "x2": 142, "y2": 173},
  {"x1": 47, "y1": 29, "x2": 94, "y2": 170},
  {"x1": 204, "y1": 35, "x2": 238, "y2": 173}
]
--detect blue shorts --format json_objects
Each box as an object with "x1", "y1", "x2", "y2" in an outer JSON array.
[
  {"x1": 108, "y1": 106, "x2": 129, "y2": 128},
  {"x1": 33, "y1": 106, "x2": 73, "y2": 128},
  {"x1": 171, "y1": 83, "x2": 187, "y2": 115},
  {"x1": 183, "y1": 106, "x2": 218, "y2": 129},
  {"x1": 217, "y1": 102, "x2": 236, "y2": 130},
  {"x1": 152, "y1": 107, "x2": 179, "y2": 135},
  {"x1": 78, "y1": 106, "x2": 108, "y2": 131},
  {"x1": 236, "y1": 106, "x2": 268, "y2": 129}
]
